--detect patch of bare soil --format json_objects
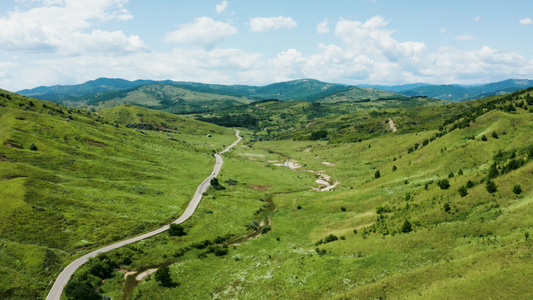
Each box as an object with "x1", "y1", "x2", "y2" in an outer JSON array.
[
  {"x1": 4, "y1": 141, "x2": 22, "y2": 149},
  {"x1": 388, "y1": 118, "x2": 398, "y2": 132}
]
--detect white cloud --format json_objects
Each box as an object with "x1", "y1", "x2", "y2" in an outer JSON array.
[
  {"x1": 165, "y1": 17, "x2": 238, "y2": 49},
  {"x1": 0, "y1": 0, "x2": 144, "y2": 54},
  {"x1": 519, "y1": 18, "x2": 533, "y2": 25},
  {"x1": 249, "y1": 16, "x2": 297, "y2": 32},
  {"x1": 215, "y1": 1, "x2": 228, "y2": 14},
  {"x1": 316, "y1": 19, "x2": 330, "y2": 34},
  {"x1": 440, "y1": 28, "x2": 446, "y2": 33},
  {"x1": 456, "y1": 34, "x2": 475, "y2": 40},
  {"x1": 474, "y1": 16, "x2": 481, "y2": 21}
]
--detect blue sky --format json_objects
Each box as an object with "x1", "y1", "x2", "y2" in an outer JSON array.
[{"x1": 0, "y1": 0, "x2": 532, "y2": 91}]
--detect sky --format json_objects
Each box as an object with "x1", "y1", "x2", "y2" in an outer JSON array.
[{"x1": 1, "y1": 0, "x2": 533, "y2": 91}]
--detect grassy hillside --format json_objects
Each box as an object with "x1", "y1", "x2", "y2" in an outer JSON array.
[
  {"x1": 195, "y1": 97, "x2": 446, "y2": 142},
  {"x1": 0, "y1": 90, "x2": 236, "y2": 299},
  {"x1": 64, "y1": 84, "x2": 254, "y2": 114},
  {"x1": 318, "y1": 86, "x2": 407, "y2": 103},
  {"x1": 74, "y1": 88, "x2": 533, "y2": 299}
]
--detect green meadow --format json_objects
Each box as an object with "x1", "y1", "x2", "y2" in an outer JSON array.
[{"x1": 1, "y1": 87, "x2": 532, "y2": 299}]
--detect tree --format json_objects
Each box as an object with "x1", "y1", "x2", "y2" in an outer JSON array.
[
  {"x1": 487, "y1": 163, "x2": 499, "y2": 179},
  {"x1": 481, "y1": 135, "x2": 488, "y2": 141},
  {"x1": 64, "y1": 281, "x2": 101, "y2": 300},
  {"x1": 374, "y1": 170, "x2": 381, "y2": 179},
  {"x1": 392, "y1": 165, "x2": 397, "y2": 171},
  {"x1": 340, "y1": 206, "x2": 347, "y2": 212},
  {"x1": 513, "y1": 184, "x2": 522, "y2": 195},
  {"x1": 466, "y1": 180, "x2": 474, "y2": 188},
  {"x1": 492, "y1": 131, "x2": 499, "y2": 139},
  {"x1": 30, "y1": 143, "x2": 38, "y2": 151},
  {"x1": 310, "y1": 130, "x2": 328, "y2": 140},
  {"x1": 486, "y1": 180, "x2": 498, "y2": 193},
  {"x1": 458, "y1": 169, "x2": 464, "y2": 175},
  {"x1": 448, "y1": 172, "x2": 455, "y2": 178},
  {"x1": 155, "y1": 265, "x2": 174, "y2": 287},
  {"x1": 169, "y1": 223, "x2": 187, "y2": 237},
  {"x1": 401, "y1": 220, "x2": 412, "y2": 233},
  {"x1": 443, "y1": 203, "x2": 451, "y2": 213}
]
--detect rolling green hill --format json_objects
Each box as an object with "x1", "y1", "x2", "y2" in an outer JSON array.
[
  {"x1": 70, "y1": 87, "x2": 533, "y2": 300},
  {"x1": 1, "y1": 86, "x2": 533, "y2": 299},
  {"x1": 0, "y1": 90, "x2": 236, "y2": 299}
]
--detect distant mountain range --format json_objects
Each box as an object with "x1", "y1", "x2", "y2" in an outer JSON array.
[
  {"x1": 15, "y1": 78, "x2": 533, "y2": 112},
  {"x1": 360, "y1": 79, "x2": 533, "y2": 101}
]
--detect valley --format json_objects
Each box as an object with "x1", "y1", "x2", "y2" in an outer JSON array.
[{"x1": 0, "y1": 83, "x2": 532, "y2": 299}]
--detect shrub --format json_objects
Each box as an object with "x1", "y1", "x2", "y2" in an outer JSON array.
[
  {"x1": 169, "y1": 224, "x2": 186, "y2": 237},
  {"x1": 513, "y1": 185, "x2": 522, "y2": 195},
  {"x1": 30, "y1": 143, "x2": 38, "y2": 151},
  {"x1": 458, "y1": 169, "x2": 464, "y2": 175},
  {"x1": 340, "y1": 236, "x2": 346, "y2": 240},
  {"x1": 443, "y1": 203, "x2": 451, "y2": 213},
  {"x1": 438, "y1": 179, "x2": 450, "y2": 190},
  {"x1": 154, "y1": 266, "x2": 174, "y2": 287},
  {"x1": 481, "y1": 135, "x2": 487, "y2": 141},
  {"x1": 492, "y1": 131, "x2": 499, "y2": 139},
  {"x1": 353, "y1": 229, "x2": 358, "y2": 234},
  {"x1": 466, "y1": 180, "x2": 474, "y2": 188},
  {"x1": 65, "y1": 281, "x2": 101, "y2": 300},
  {"x1": 310, "y1": 130, "x2": 328, "y2": 140},
  {"x1": 324, "y1": 234, "x2": 339, "y2": 243},
  {"x1": 488, "y1": 163, "x2": 499, "y2": 179},
  {"x1": 374, "y1": 170, "x2": 380, "y2": 179},
  {"x1": 448, "y1": 172, "x2": 455, "y2": 178},
  {"x1": 340, "y1": 207, "x2": 347, "y2": 212},
  {"x1": 401, "y1": 220, "x2": 412, "y2": 233},
  {"x1": 214, "y1": 246, "x2": 229, "y2": 256},
  {"x1": 458, "y1": 186, "x2": 468, "y2": 197},
  {"x1": 297, "y1": 205, "x2": 302, "y2": 210},
  {"x1": 486, "y1": 180, "x2": 498, "y2": 193},
  {"x1": 261, "y1": 225, "x2": 271, "y2": 234},
  {"x1": 315, "y1": 248, "x2": 327, "y2": 256},
  {"x1": 392, "y1": 165, "x2": 397, "y2": 171}
]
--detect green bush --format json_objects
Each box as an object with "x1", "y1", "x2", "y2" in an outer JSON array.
[
  {"x1": 374, "y1": 170, "x2": 380, "y2": 179},
  {"x1": 401, "y1": 220, "x2": 412, "y2": 233},
  {"x1": 169, "y1": 223, "x2": 187, "y2": 237},
  {"x1": 513, "y1": 185, "x2": 522, "y2": 195},
  {"x1": 458, "y1": 186, "x2": 468, "y2": 197},
  {"x1": 438, "y1": 179, "x2": 450, "y2": 190},
  {"x1": 324, "y1": 234, "x2": 339, "y2": 243},
  {"x1": 486, "y1": 180, "x2": 498, "y2": 193}
]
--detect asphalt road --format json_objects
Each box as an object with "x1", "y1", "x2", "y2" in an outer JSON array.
[{"x1": 46, "y1": 130, "x2": 242, "y2": 300}]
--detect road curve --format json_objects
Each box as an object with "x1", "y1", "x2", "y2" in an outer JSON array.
[{"x1": 46, "y1": 130, "x2": 242, "y2": 300}]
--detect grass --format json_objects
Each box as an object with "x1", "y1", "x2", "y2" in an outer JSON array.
[
  {"x1": 91, "y1": 91, "x2": 533, "y2": 299},
  {"x1": 0, "y1": 91, "x2": 236, "y2": 299},
  {"x1": 1, "y1": 88, "x2": 533, "y2": 299}
]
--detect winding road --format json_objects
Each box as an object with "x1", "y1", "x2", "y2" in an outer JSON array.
[{"x1": 46, "y1": 130, "x2": 242, "y2": 300}]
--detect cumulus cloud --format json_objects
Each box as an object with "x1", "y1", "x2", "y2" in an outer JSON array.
[
  {"x1": 215, "y1": 0, "x2": 228, "y2": 14},
  {"x1": 165, "y1": 17, "x2": 238, "y2": 49},
  {"x1": 519, "y1": 18, "x2": 533, "y2": 25},
  {"x1": 0, "y1": 0, "x2": 145, "y2": 54},
  {"x1": 249, "y1": 16, "x2": 297, "y2": 32},
  {"x1": 456, "y1": 34, "x2": 475, "y2": 40},
  {"x1": 316, "y1": 19, "x2": 330, "y2": 34}
]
